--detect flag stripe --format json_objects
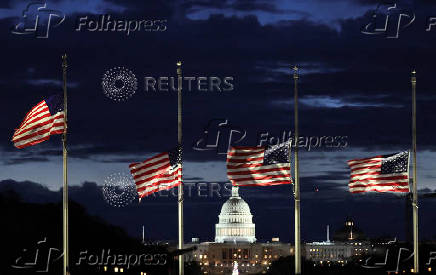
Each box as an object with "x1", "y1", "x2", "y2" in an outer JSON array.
[
  {"x1": 231, "y1": 177, "x2": 291, "y2": 185},
  {"x1": 129, "y1": 150, "x2": 182, "y2": 199},
  {"x1": 14, "y1": 101, "x2": 46, "y2": 132},
  {"x1": 136, "y1": 167, "x2": 181, "y2": 193},
  {"x1": 129, "y1": 153, "x2": 167, "y2": 170},
  {"x1": 14, "y1": 110, "x2": 60, "y2": 137},
  {"x1": 228, "y1": 166, "x2": 290, "y2": 176},
  {"x1": 350, "y1": 186, "x2": 410, "y2": 193},
  {"x1": 12, "y1": 98, "x2": 65, "y2": 149},
  {"x1": 13, "y1": 116, "x2": 64, "y2": 145},
  {"x1": 227, "y1": 157, "x2": 264, "y2": 163},
  {"x1": 228, "y1": 162, "x2": 289, "y2": 171},
  {"x1": 349, "y1": 175, "x2": 408, "y2": 183},
  {"x1": 13, "y1": 113, "x2": 64, "y2": 142},
  {"x1": 347, "y1": 156, "x2": 383, "y2": 165},
  {"x1": 349, "y1": 161, "x2": 383, "y2": 169},
  {"x1": 134, "y1": 166, "x2": 176, "y2": 187},
  {"x1": 350, "y1": 164, "x2": 382, "y2": 172},
  {"x1": 349, "y1": 182, "x2": 409, "y2": 188},
  {"x1": 133, "y1": 162, "x2": 171, "y2": 180},
  {"x1": 13, "y1": 108, "x2": 51, "y2": 137},
  {"x1": 18, "y1": 105, "x2": 52, "y2": 130},
  {"x1": 228, "y1": 169, "x2": 291, "y2": 179},
  {"x1": 347, "y1": 152, "x2": 410, "y2": 194},
  {"x1": 227, "y1": 146, "x2": 292, "y2": 187}
]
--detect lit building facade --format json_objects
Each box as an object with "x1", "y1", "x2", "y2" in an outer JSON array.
[
  {"x1": 185, "y1": 186, "x2": 293, "y2": 274},
  {"x1": 186, "y1": 241, "x2": 293, "y2": 274},
  {"x1": 304, "y1": 241, "x2": 371, "y2": 264},
  {"x1": 304, "y1": 223, "x2": 371, "y2": 264},
  {"x1": 215, "y1": 186, "x2": 256, "y2": 243}
]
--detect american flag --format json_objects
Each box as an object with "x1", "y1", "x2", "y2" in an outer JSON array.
[
  {"x1": 347, "y1": 151, "x2": 410, "y2": 193},
  {"x1": 12, "y1": 95, "x2": 65, "y2": 149},
  {"x1": 227, "y1": 142, "x2": 292, "y2": 186},
  {"x1": 129, "y1": 147, "x2": 182, "y2": 199}
]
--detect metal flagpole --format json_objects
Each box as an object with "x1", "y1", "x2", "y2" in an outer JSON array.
[
  {"x1": 411, "y1": 70, "x2": 419, "y2": 273},
  {"x1": 177, "y1": 61, "x2": 184, "y2": 275},
  {"x1": 142, "y1": 225, "x2": 145, "y2": 244},
  {"x1": 292, "y1": 65, "x2": 301, "y2": 275},
  {"x1": 62, "y1": 54, "x2": 69, "y2": 275}
]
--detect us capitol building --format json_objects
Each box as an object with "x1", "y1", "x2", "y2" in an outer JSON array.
[
  {"x1": 215, "y1": 186, "x2": 256, "y2": 243},
  {"x1": 185, "y1": 186, "x2": 293, "y2": 274}
]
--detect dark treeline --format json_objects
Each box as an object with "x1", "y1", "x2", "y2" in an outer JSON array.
[{"x1": 0, "y1": 190, "x2": 200, "y2": 275}]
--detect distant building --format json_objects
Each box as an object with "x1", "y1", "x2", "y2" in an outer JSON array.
[
  {"x1": 304, "y1": 222, "x2": 371, "y2": 264},
  {"x1": 185, "y1": 186, "x2": 293, "y2": 274},
  {"x1": 333, "y1": 217, "x2": 366, "y2": 241}
]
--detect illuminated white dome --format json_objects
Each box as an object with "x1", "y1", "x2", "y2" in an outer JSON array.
[
  {"x1": 220, "y1": 195, "x2": 251, "y2": 215},
  {"x1": 215, "y1": 186, "x2": 256, "y2": 243}
]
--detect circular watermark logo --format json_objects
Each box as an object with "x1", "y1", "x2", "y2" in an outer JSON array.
[
  {"x1": 102, "y1": 172, "x2": 137, "y2": 207},
  {"x1": 102, "y1": 67, "x2": 138, "y2": 101}
]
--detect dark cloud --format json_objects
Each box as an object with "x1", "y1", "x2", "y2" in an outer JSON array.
[
  {"x1": 230, "y1": 0, "x2": 285, "y2": 13},
  {"x1": 181, "y1": 0, "x2": 311, "y2": 16},
  {"x1": 1, "y1": 6, "x2": 436, "y2": 160},
  {"x1": 4, "y1": 156, "x2": 50, "y2": 165}
]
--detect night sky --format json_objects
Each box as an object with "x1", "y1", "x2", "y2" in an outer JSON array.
[{"x1": 1, "y1": 0, "x2": 436, "y2": 243}]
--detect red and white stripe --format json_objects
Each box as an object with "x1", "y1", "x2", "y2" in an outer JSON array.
[
  {"x1": 12, "y1": 100, "x2": 65, "y2": 149},
  {"x1": 129, "y1": 152, "x2": 181, "y2": 199},
  {"x1": 347, "y1": 155, "x2": 409, "y2": 193},
  {"x1": 227, "y1": 147, "x2": 292, "y2": 186}
]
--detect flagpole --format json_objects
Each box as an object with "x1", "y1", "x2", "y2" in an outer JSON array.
[
  {"x1": 176, "y1": 61, "x2": 184, "y2": 275},
  {"x1": 411, "y1": 70, "x2": 419, "y2": 273},
  {"x1": 292, "y1": 65, "x2": 301, "y2": 275},
  {"x1": 62, "y1": 54, "x2": 69, "y2": 275}
]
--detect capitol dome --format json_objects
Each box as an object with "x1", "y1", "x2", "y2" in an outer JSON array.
[{"x1": 215, "y1": 186, "x2": 256, "y2": 243}]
